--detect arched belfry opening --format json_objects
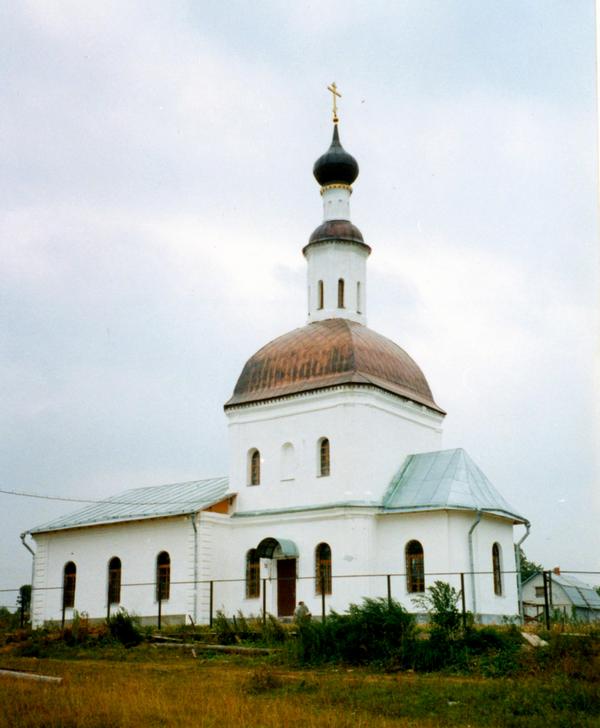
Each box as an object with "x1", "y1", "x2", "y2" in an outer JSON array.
[{"x1": 255, "y1": 537, "x2": 298, "y2": 617}]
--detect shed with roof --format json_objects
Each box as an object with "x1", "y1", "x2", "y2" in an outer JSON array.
[{"x1": 522, "y1": 570, "x2": 600, "y2": 623}]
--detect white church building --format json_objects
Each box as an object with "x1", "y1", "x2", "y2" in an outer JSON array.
[{"x1": 25, "y1": 109, "x2": 529, "y2": 627}]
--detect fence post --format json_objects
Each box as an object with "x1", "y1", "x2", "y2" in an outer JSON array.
[
  {"x1": 321, "y1": 573, "x2": 326, "y2": 622},
  {"x1": 158, "y1": 595, "x2": 162, "y2": 630},
  {"x1": 387, "y1": 574, "x2": 392, "y2": 607},
  {"x1": 209, "y1": 580, "x2": 214, "y2": 628},
  {"x1": 460, "y1": 572, "x2": 467, "y2": 629},
  {"x1": 262, "y1": 578, "x2": 267, "y2": 626},
  {"x1": 542, "y1": 570, "x2": 551, "y2": 630}
]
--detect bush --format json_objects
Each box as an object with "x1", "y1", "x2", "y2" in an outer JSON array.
[
  {"x1": 413, "y1": 581, "x2": 464, "y2": 639},
  {"x1": 523, "y1": 632, "x2": 600, "y2": 681},
  {"x1": 107, "y1": 609, "x2": 143, "y2": 647},
  {"x1": 293, "y1": 598, "x2": 416, "y2": 667}
]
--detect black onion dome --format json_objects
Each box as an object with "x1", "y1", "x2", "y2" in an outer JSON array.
[{"x1": 313, "y1": 125, "x2": 359, "y2": 186}]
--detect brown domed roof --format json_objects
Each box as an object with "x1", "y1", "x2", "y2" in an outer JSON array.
[
  {"x1": 303, "y1": 220, "x2": 371, "y2": 256},
  {"x1": 225, "y1": 319, "x2": 445, "y2": 414}
]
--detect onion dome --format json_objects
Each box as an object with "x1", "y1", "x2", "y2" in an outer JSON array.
[
  {"x1": 313, "y1": 126, "x2": 359, "y2": 187},
  {"x1": 225, "y1": 318, "x2": 445, "y2": 414}
]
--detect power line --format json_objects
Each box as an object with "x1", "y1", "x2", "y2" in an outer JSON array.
[{"x1": 0, "y1": 486, "x2": 226, "y2": 508}]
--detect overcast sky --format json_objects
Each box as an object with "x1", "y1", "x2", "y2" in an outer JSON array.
[{"x1": 1, "y1": 1, "x2": 598, "y2": 603}]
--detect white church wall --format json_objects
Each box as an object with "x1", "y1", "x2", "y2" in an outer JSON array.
[
  {"x1": 201, "y1": 509, "x2": 379, "y2": 622},
  {"x1": 227, "y1": 387, "x2": 443, "y2": 514},
  {"x1": 468, "y1": 514, "x2": 519, "y2": 620},
  {"x1": 376, "y1": 511, "x2": 458, "y2": 608},
  {"x1": 31, "y1": 516, "x2": 196, "y2": 627},
  {"x1": 375, "y1": 510, "x2": 520, "y2": 620}
]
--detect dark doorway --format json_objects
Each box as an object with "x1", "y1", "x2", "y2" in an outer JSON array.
[{"x1": 277, "y1": 559, "x2": 296, "y2": 617}]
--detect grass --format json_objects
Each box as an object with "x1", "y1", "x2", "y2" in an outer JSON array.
[{"x1": 0, "y1": 648, "x2": 598, "y2": 727}]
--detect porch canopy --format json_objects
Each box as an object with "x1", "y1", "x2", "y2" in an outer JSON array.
[{"x1": 256, "y1": 537, "x2": 298, "y2": 559}]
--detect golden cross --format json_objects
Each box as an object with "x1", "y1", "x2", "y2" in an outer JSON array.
[{"x1": 327, "y1": 82, "x2": 341, "y2": 124}]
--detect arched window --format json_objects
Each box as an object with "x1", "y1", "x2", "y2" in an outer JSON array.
[
  {"x1": 405, "y1": 540, "x2": 425, "y2": 593},
  {"x1": 315, "y1": 542, "x2": 332, "y2": 595},
  {"x1": 319, "y1": 437, "x2": 330, "y2": 477},
  {"x1": 356, "y1": 281, "x2": 362, "y2": 314},
  {"x1": 492, "y1": 543, "x2": 502, "y2": 596},
  {"x1": 245, "y1": 549, "x2": 260, "y2": 598},
  {"x1": 156, "y1": 551, "x2": 170, "y2": 601},
  {"x1": 108, "y1": 556, "x2": 121, "y2": 605},
  {"x1": 318, "y1": 280, "x2": 324, "y2": 309},
  {"x1": 337, "y1": 278, "x2": 345, "y2": 308},
  {"x1": 249, "y1": 449, "x2": 261, "y2": 485},
  {"x1": 63, "y1": 561, "x2": 76, "y2": 609},
  {"x1": 280, "y1": 442, "x2": 295, "y2": 480}
]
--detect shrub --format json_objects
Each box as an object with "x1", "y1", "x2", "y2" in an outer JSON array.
[
  {"x1": 293, "y1": 598, "x2": 416, "y2": 667},
  {"x1": 242, "y1": 665, "x2": 283, "y2": 694},
  {"x1": 413, "y1": 581, "x2": 464, "y2": 639},
  {"x1": 524, "y1": 632, "x2": 600, "y2": 681},
  {"x1": 107, "y1": 609, "x2": 143, "y2": 647}
]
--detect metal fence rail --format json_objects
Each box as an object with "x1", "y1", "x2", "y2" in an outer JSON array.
[{"x1": 1, "y1": 569, "x2": 599, "y2": 630}]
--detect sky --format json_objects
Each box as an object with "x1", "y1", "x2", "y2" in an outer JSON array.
[{"x1": 1, "y1": 1, "x2": 598, "y2": 605}]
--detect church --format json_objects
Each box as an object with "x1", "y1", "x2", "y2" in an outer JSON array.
[{"x1": 25, "y1": 91, "x2": 529, "y2": 627}]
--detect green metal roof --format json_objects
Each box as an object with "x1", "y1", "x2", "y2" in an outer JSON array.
[
  {"x1": 553, "y1": 574, "x2": 600, "y2": 610},
  {"x1": 522, "y1": 572, "x2": 600, "y2": 611},
  {"x1": 382, "y1": 448, "x2": 527, "y2": 523},
  {"x1": 256, "y1": 537, "x2": 299, "y2": 558},
  {"x1": 29, "y1": 477, "x2": 230, "y2": 534}
]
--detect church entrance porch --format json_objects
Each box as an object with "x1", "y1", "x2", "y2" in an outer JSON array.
[
  {"x1": 276, "y1": 558, "x2": 296, "y2": 617},
  {"x1": 255, "y1": 537, "x2": 299, "y2": 618}
]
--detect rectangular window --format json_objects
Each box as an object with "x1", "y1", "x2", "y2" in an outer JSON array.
[
  {"x1": 63, "y1": 574, "x2": 76, "y2": 609},
  {"x1": 246, "y1": 551, "x2": 260, "y2": 598},
  {"x1": 535, "y1": 586, "x2": 545, "y2": 598}
]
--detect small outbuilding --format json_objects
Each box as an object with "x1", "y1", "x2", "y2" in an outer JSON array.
[{"x1": 522, "y1": 569, "x2": 600, "y2": 623}]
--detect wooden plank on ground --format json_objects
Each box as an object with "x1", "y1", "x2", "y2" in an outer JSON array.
[{"x1": 0, "y1": 668, "x2": 62, "y2": 684}]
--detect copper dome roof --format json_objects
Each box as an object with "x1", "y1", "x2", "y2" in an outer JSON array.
[{"x1": 225, "y1": 319, "x2": 445, "y2": 414}]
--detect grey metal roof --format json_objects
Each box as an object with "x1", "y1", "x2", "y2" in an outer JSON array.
[
  {"x1": 552, "y1": 574, "x2": 600, "y2": 610},
  {"x1": 29, "y1": 477, "x2": 230, "y2": 534},
  {"x1": 382, "y1": 448, "x2": 527, "y2": 523}
]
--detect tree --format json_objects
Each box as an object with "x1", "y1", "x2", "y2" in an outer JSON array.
[
  {"x1": 518, "y1": 548, "x2": 542, "y2": 582},
  {"x1": 16, "y1": 585, "x2": 31, "y2": 618}
]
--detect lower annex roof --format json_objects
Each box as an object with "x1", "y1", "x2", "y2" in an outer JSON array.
[
  {"x1": 28, "y1": 477, "x2": 230, "y2": 534},
  {"x1": 382, "y1": 448, "x2": 527, "y2": 524}
]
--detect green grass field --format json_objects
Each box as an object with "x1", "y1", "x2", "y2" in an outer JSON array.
[{"x1": 0, "y1": 647, "x2": 598, "y2": 728}]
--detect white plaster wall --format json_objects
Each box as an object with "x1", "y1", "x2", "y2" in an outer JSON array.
[
  {"x1": 30, "y1": 506, "x2": 521, "y2": 626},
  {"x1": 305, "y1": 242, "x2": 368, "y2": 324},
  {"x1": 227, "y1": 387, "x2": 443, "y2": 514},
  {"x1": 202, "y1": 509, "x2": 379, "y2": 622},
  {"x1": 30, "y1": 516, "x2": 196, "y2": 627},
  {"x1": 468, "y1": 514, "x2": 519, "y2": 619},
  {"x1": 376, "y1": 511, "x2": 520, "y2": 619},
  {"x1": 321, "y1": 185, "x2": 351, "y2": 221}
]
